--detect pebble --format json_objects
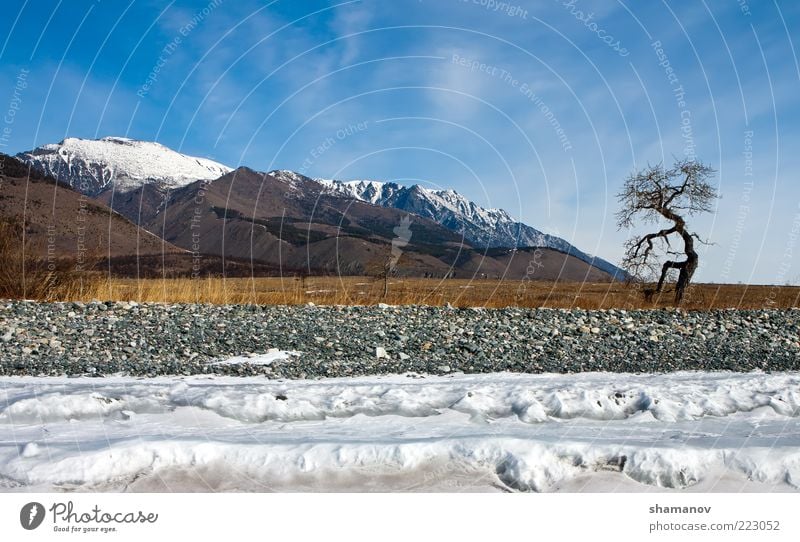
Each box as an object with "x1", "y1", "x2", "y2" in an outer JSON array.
[{"x1": 0, "y1": 301, "x2": 797, "y2": 378}]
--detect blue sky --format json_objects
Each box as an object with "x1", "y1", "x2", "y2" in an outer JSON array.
[{"x1": 1, "y1": 0, "x2": 799, "y2": 284}]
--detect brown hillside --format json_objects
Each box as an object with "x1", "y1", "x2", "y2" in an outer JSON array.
[{"x1": 0, "y1": 154, "x2": 182, "y2": 260}]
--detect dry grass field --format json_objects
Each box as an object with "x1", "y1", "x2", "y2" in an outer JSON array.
[
  {"x1": 3, "y1": 219, "x2": 797, "y2": 310},
  {"x1": 79, "y1": 276, "x2": 800, "y2": 310}
]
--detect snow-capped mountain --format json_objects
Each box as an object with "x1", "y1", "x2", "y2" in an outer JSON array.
[
  {"x1": 17, "y1": 137, "x2": 231, "y2": 196},
  {"x1": 13, "y1": 136, "x2": 623, "y2": 278},
  {"x1": 313, "y1": 176, "x2": 554, "y2": 247},
  {"x1": 305, "y1": 174, "x2": 624, "y2": 278}
]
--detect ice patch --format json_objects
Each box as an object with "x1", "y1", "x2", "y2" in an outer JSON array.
[{"x1": 210, "y1": 350, "x2": 301, "y2": 366}]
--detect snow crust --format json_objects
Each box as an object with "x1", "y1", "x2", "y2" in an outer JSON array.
[{"x1": 1, "y1": 371, "x2": 798, "y2": 492}]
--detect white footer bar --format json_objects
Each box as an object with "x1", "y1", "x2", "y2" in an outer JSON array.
[{"x1": 1, "y1": 493, "x2": 797, "y2": 541}]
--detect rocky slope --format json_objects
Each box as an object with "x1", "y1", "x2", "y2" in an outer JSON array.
[
  {"x1": 138, "y1": 167, "x2": 612, "y2": 280},
  {"x1": 309, "y1": 173, "x2": 624, "y2": 278},
  {"x1": 0, "y1": 153, "x2": 181, "y2": 260}
]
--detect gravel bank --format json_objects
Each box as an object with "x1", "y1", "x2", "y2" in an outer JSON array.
[{"x1": 1, "y1": 300, "x2": 798, "y2": 377}]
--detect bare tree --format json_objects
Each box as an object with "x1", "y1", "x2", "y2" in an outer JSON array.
[
  {"x1": 381, "y1": 258, "x2": 393, "y2": 299},
  {"x1": 616, "y1": 158, "x2": 718, "y2": 304},
  {"x1": 365, "y1": 247, "x2": 397, "y2": 300}
]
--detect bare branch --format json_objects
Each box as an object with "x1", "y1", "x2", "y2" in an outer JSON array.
[{"x1": 616, "y1": 158, "x2": 718, "y2": 302}]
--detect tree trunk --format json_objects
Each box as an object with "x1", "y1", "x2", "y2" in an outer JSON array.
[
  {"x1": 649, "y1": 207, "x2": 700, "y2": 305},
  {"x1": 671, "y1": 225, "x2": 699, "y2": 304},
  {"x1": 656, "y1": 260, "x2": 683, "y2": 293},
  {"x1": 674, "y1": 252, "x2": 698, "y2": 304}
]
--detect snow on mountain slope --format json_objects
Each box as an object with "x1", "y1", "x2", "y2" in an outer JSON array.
[
  {"x1": 17, "y1": 137, "x2": 231, "y2": 196},
  {"x1": 308, "y1": 174, "x2": 624, "y2": 278}
]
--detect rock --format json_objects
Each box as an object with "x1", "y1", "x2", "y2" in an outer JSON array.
[{"x1": 0, "y1": 301, "x2": 796, "y2": 378}]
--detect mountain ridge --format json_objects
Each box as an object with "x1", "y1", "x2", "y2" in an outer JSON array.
[
  {"x1": 15, "y1": 137, "x2": 624, "y2": 279},
  {"x1": 292, "y1": 171, "x2": 624, "y2": 278}
]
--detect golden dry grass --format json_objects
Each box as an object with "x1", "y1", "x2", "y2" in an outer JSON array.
[
  {"x1": 77, "y1": 276, "x2": 800, "y2": 310},
  {"x1": 0, "y1": 219, "x2": 100, "y2": 301}
]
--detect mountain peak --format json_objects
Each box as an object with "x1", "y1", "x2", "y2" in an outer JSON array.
[{"x1": 18, "y1": 136, "x2": 232, "y2": 196}]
